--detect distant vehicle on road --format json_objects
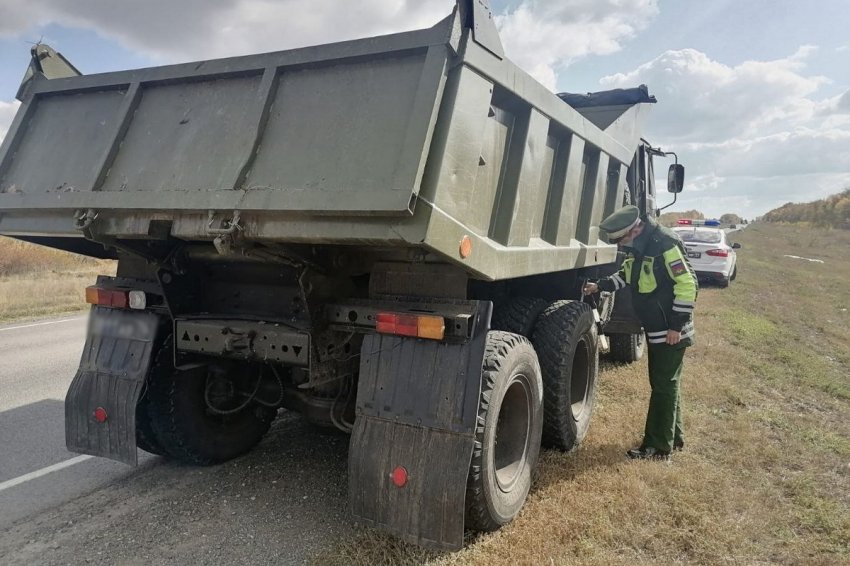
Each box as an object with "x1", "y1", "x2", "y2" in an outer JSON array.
[{"x1": 673, "y1": 225, "x2": 740, "y2": 287}]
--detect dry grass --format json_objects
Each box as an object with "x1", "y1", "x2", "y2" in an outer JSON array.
[
  {"x1": 313, "y1": 223, "x2": 850, "y2": 566},
  {"x1": 0, "y1": 236, "x2": 115, "y2": 322}
]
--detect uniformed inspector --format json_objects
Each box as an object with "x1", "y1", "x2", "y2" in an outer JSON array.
[{"x1": 583, "y1": 205, "x2": 698, "y2": 460}]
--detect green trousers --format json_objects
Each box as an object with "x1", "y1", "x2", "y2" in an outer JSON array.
[{"x1": 643, "y1": 343, "x2": 686, "y2": 452}]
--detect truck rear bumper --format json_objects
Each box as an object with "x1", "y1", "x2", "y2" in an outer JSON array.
[{"x1": 65, "y1": 306, "x2": 160, "y2": 465}]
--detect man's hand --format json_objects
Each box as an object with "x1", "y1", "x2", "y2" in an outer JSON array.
[
  {"x1": 666, "y1": 330, "x2": 681, "y2": 345},
  {"x1": 582, "y1": 282, "x2": 599, "y2": 295}
]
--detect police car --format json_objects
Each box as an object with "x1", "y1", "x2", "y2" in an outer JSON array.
[{"x1": 672, "y1": 219, "x2": 740, "y2": 287}]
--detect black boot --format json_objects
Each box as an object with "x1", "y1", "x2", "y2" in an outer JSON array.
[
  {"x1": 673, "y1": 438, "x2": 684, "y2": 451},
  {"x1": 626, "y1": 446, "x2": 671, "y2": 461}
]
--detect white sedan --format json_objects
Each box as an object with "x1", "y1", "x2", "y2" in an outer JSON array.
[{"x1": 672, "y1": 226, "x2": 740, "y2": 287}]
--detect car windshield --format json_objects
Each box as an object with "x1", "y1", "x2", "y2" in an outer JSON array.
[{"x1": 676, "y1": 229, "x2": 722, "y2": 244}]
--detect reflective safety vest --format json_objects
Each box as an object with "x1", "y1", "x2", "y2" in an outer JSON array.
[{"x1": 600, "y1": 220, "x2": 698, "y2": 347}]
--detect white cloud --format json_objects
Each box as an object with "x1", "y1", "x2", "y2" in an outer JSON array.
[
  {"x1": 818, "y1": 89, "x2": 850, "y2": 115},
  {"x1": 0, "y1": 100, "x2": 21, "y2": 143},
  {"x1": 681, "y1": 129, "x2": 850, "y2": 178},
  {"x1": 0, "y1": 0, "x2": 660, "y2": 91},
  {"x1": 0, "y1": 0, "x2": 453, "y2": 62},
  {"x1": 661, "y1": 173, "x2": 850, "y2": 219},
  {"x1": 601, "y1": 46, "x2": 828, "y2": 143},
  {"x1": 496, "y1": 0, "x2": 659, "y2": 90},
  {"x1": 604, "y1": 47, "x2": 850, "y2": 217}
]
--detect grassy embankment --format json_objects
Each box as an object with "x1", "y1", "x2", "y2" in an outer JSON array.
[
  {"x1": 0, "y1": 236, "x2": 115, "y2": 323},
  {"x1": 316, "y1": 223, "x2": 850, "y2": 565}
]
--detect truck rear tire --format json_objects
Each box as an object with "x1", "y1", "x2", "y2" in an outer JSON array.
[
  {"x1": 136, "y1": 393, "x2": 166, "y2": 456},
  {"x1": 532, "y1": 301, "x2": 599, "y2": 451},
  {"x1": 146, "y1": 356, "x2": 276, "y2": 465},
  {"x1": 465, "y1": 331, "x2": 543, "y2": 532},
  {"x1": 607, "y1": 332, "x2": 645, "y2": 363},
  {"x1": 491, "y1": 297, "x2": 549, "y2": 337},
  {"x1": 135, "y1": 335, "x2": 171, "y2": 456}
]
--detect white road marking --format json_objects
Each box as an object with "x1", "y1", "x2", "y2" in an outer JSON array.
[
  {"x1": 0, "y1": 317, "x2": 84, "y2": 333},
  {"x1": 0, "y1": 455, "x2": 93, "y2": 493}
]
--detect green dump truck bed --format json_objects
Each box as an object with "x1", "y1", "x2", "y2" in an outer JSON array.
[{"x1": 0, "y1": 0, "x2": 653, "y2": 280}]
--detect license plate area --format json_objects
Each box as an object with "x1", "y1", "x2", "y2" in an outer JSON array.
[{"x1": 687, "y1": 251, "x2": 701, "y2": 259}]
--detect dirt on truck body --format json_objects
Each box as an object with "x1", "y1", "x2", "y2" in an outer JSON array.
[{"x1": 0, "y1": 0, "x2": 684, "y2": 551}]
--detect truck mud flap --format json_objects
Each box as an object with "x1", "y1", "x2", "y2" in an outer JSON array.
[
  {"x1": 349, "y1": 302, "x2": 490, "y2": 551},
  {"x1": 65, "y1": 306, "x2": 160, "y2": 466}
]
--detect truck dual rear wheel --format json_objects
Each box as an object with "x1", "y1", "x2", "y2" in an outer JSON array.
[
  {"x1": 136, "y1": 392, "x2": 166, "y2": 456},
  {"x1": 532, "y1": 301, "x2": 599, "y2": 451},
  {"x1": 144, "y1": 344, "x2": 276, "y2": 465},
  {"x1": 491, "y1": 297, "x2": 549, "y2": 337},
  {"x1": 135, "y1": 335, "x2": 171, "y2": 456},
  {"x1": 465, "y1": 331, "x2": 543, "y2": 532},
  {"x1": 608, "y1": 332, "x2": 645, "y2": 363}
]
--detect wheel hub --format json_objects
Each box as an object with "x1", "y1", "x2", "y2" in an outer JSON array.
[{"x1": 494, "y1": 376, "x2": 532, "y2": 492}]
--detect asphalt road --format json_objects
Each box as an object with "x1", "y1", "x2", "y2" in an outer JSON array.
[
  {"x1": 0, "y1": 314, "x2": 355, "y2": 565},
  {"x1": 0, "y1": 315, "x2": 158, "y2": 529}
]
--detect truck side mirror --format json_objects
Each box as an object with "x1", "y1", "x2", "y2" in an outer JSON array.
[{"x1": 668, "y1": 164, "x2": 684, "y2": 193}]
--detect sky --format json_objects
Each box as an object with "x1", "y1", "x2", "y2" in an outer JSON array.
[{"x1": 0, "y1": 0, "x2": 848, "y2": 219}]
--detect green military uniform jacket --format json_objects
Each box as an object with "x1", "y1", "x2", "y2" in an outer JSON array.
[{"x1": 598, "y1": 217, "x2": 698, "y2": 347}]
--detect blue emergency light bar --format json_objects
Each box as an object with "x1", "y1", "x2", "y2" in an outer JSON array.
[{"x1": 676, "y1": 219, "x2": 721, "y2": 227}]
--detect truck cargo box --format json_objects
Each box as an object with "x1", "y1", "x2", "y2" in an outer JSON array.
[{"x1": 0, "y1": 0, "x2": 652, "y2": 281}]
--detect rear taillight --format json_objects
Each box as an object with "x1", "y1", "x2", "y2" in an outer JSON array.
[
  {"x1": 375, "y1": 312, "x2": 445, "y2": 340},
  {"x1": 85, "y1": 286, "x2": 147, "y2": 310},
  {"x1": 705, "y1": 249, "x2": 729, "y2": 257}
]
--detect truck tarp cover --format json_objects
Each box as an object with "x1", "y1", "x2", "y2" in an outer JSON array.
[{"x1": 557, "y1": 85, "x2": 657, "y2": 108}]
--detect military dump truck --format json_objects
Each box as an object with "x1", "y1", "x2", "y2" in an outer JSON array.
[{"x1": 0, "y1": 0, "x2": 684, "y2": 550}]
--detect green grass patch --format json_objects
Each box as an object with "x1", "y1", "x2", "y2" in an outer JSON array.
[{"x1": 725, "y1": 311, "x2": 779, "y2": 345}]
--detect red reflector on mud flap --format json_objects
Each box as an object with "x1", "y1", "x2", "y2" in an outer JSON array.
[
  {"x1": 93, "y1": 407, "x2": 108, "y2": 423},
  {"x1": 391, "y1": 466, "x2": 408, "y2": 488}
]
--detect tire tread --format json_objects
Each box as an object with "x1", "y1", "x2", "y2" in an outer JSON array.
[{"x1": 531, "y1": 301, "x2": 598, "y2": 451}]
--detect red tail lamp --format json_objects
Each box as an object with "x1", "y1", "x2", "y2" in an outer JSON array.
[
  {"x1": 86, "y1": 286, "x2": 129, "y2": 308},
  {"x1": 375, "y1": 312, "x2": 445, "y2": 341},
  {"x1": 86, "y1": 286, "x2": 147, "y2": 310}
]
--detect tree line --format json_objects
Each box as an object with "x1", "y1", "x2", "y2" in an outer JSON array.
[{"x1": 762, "y1": 189, "x2": 850, "y2": 229}]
